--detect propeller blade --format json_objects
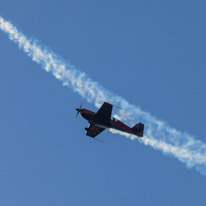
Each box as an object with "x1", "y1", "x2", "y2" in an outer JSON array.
[
  {"x1": 75, "y1": 102, "x2": 83, "y2": 118},
  {"x1": 76, "y1": 111, "x2": 80, "y2": 118}
]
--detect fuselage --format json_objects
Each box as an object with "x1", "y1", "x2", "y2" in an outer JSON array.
[{"x1": 80, "y1": 108, "x2": 139, "y2": 136}]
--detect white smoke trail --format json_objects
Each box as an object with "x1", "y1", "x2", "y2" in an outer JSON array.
[{"x1": 0, "y1": 17, "x2": 206, "y2": 175}]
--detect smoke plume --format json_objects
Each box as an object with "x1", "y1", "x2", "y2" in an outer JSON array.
[{"x1": 0, "y1": 16, "x2": 206, "y2": 175}]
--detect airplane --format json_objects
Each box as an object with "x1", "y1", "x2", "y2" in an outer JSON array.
[{"x1": 76, "y1": 102, "x2": 144, "y2": 142}]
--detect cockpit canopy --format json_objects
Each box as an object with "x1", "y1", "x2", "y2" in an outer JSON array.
[{"x1": 111, "y1": 117, "x2": 118, "y2": 122}]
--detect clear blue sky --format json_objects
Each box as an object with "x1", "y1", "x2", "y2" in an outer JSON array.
[{"x1": 0, "y1": 0, "x2": 206, "y2": 205}]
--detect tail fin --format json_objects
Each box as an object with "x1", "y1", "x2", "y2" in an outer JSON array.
[{"x1": 132, "y1": 123, "x2": 144, "y2": 137}]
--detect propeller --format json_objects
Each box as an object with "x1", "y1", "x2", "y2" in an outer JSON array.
[{"x1": 76, "y1": 102, "x2": 83, "y2": 118}]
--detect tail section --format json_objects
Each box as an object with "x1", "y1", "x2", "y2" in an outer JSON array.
[{"x1": 132, "y1": 123, "x2": 144, "y2": 137}]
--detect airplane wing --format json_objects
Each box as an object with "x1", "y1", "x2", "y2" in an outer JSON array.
[
  {"x1": 93, "y1": 102, "x2": 113, "y2": 126},
  {"x1": 86, "y1": 124, "x2": 105, "y2": 138}
]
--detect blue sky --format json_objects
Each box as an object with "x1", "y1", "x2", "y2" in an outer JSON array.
[{"x1": 0, "y1": 0, "x2": 206, "y2": 205}]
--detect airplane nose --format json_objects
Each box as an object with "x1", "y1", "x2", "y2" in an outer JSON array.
[
  {"x1": 76, "y1": 108, "x2": 81, "y2": 118},
  {"x1": 76, "y1": 103, "x2": 83, "y2": 118},
  {"x1": 76, "y1": 108, "x2": 82, "y2": 113}
]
